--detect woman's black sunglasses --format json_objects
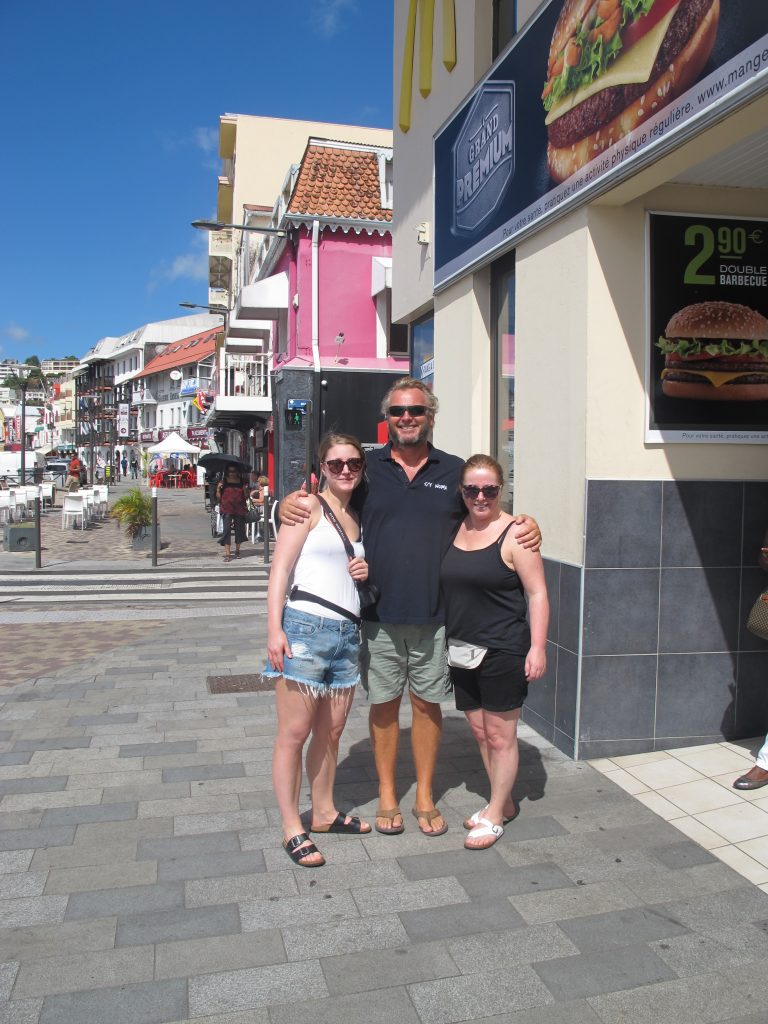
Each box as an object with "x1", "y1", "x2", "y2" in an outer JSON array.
[
  {"x1": 323, "y1": 458, "x2": 364, "y2": 476},
  {"x1": 461, "y1": 484, "x2": 501, "y2": 500}
]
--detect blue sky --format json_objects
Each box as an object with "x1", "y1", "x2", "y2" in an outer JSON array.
[{"x1": 0, "y1": 0, "x2": 393, "y2": 363}]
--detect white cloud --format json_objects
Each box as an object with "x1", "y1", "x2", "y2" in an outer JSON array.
[
  {"x1": 3, "y1": 323, "x2": 30, "y2": 342},
  {"x1": 193, "y1": 127, "x2": 219, "y2": 154},
  {"x1": 148, "y1": 235, "x2": 209, "y2": 294},
  {"x1": 311, "y1": 0, "x2": 357, "y2": 38}
]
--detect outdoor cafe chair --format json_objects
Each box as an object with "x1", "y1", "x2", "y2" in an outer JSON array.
[
  {"x1": 0, "y1": 493, "x2": 10, "y2": 526},
  {"x1": 7, "y1": 489, "x2": 25, "y2": 521},
  {"x1": 80, "y1": 489, "x2": 96, "y2": 523},
  {"x1": 61, "y1": 493, "x2": 86, "y2": 531},
  {"x1": 92, "y1": 485, "x2": 109, "y2": 519},
  {"x1": 40, "y1": 482, "x2": 55, "y2": 510}
]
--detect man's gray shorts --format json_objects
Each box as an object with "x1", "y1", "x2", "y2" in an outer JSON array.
[{"x1": 361, "y1": 622, "x2": 451, "y2": 705}]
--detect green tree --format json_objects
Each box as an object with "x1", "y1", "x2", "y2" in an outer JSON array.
[{"x1": 24, "y1": 355, "x2": 41, "y2": 367}]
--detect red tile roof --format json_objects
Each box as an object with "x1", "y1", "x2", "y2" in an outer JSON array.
[
  {"x1": 136, "y1": 328, "x2": 219, "y2": 379},
  {"x1": 288, "y1": 143, "x2": 391, "y2": 223}
]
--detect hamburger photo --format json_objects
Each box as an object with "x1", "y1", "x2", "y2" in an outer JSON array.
[
  {"x1": 657, "y1": 301, "x2": 768, "y2": 402},
  {"x1": 542, "y1": 0, "x2": 720, "y2": 182}
]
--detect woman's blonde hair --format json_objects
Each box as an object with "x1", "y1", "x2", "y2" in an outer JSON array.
[{"x1": 318, "y1": 432, "x2": 365, "y2": 465}]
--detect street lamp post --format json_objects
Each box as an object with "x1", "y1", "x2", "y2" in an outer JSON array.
[
  {"x1": 178, "y1": 302, "x2": 229, "y2": 333},
  {"x1": 191, "y1": 220, "x2": 286, "y2": 237},
  {"x1": 17, "y1": 365, "x2": 33, "y2": 484}
]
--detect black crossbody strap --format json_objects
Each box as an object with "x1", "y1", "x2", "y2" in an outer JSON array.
[
  {"x1": 317, "y1": 495, "x2": 355, "y2": 558},
  {"x1": 289, "y1": 586, "x2": 361, "y2": 626}
]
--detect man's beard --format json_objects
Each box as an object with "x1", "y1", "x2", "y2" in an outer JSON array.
[{"x1": 389, "y1": 421, "x2": 430, "y2": 447}]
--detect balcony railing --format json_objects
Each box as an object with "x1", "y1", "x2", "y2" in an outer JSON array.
[{"x1": 214, "y1": 356, "x2": 269, "y2": 400}]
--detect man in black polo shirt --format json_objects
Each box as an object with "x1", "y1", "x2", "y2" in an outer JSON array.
[{"x1": 282, "y1": 378, "x2": 540, "y2": 837}]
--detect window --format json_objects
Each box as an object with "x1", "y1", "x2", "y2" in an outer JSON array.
[
  {"x1": 383, "y1": 291, "x2": 409, "y2": 356},
  {"x1": 410, "y1": 314, "x2": 434, "y2": 388},
  {"x1": 491, "y1": 251, "x2": 515, "y2": 507},
  {"x1": 493, "y1": 0, "x2": 516, "y2": 58}
]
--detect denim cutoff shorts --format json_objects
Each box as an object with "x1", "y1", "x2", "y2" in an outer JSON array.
[{"x1": 263, "y1": 606, "x2": 361, "y2": 693}]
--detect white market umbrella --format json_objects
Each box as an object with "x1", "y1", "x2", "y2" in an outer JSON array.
[{"x1": 146, "y1": 431, "x2": 201, "y2": 455}]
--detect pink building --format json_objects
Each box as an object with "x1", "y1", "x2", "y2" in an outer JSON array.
[{"x1": 233, "y1": 138, "x2": 408, "y2": 496}]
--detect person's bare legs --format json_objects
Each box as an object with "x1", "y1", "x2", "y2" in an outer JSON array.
[
  {"x1": 465, "y1": 708, "x2": 520, "y2": 849},
  {"x1": 464, "y1": 708, "x2": 517, "y2": 823},
  {"x1": 410, "y1": 692, "x2": 445, "y2": 833},
  {"x1": 272, "y1": 678, "x2": 323, "y2": 865},
  {"x1": 369, "y1": 697, "x2": 403, "y2": 830},
  {"x1": 307, "y1": 690, "x2": 357, "y2": 827}
]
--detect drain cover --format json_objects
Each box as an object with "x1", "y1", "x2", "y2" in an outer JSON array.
[{"x1": 207, "y1": 673, "x2": 276, "y2": 693}]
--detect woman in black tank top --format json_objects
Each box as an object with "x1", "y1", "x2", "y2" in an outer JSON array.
[{"x1": 440, "y1": 455, "x2": 549, "y2": 851}]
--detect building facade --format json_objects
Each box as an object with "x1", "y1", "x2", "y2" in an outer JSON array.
[{"x1": 393, "y1": 0, "x2": 768, "y2": 758}]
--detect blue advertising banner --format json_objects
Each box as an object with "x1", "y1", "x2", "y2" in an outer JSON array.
[{"x1": 434, "y1": 0, "x2": 768, "y2": 289}]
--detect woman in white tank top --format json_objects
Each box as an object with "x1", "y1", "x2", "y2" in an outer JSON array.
[{"x1": 266, "y1": 433, "x2": 372, "y2": 867}]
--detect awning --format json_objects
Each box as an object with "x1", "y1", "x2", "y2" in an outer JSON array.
[
  {"x1": 236, "y1": 272, "x2": 289, "y2": 320},
  {"x1": 371, "y1": 256, "x2": 392, "y2": 296},
  {"x1": 227, "y1": 316, "x2": 272, "y2": 341}
]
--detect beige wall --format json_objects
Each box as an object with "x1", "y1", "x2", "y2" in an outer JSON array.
[
  {"x1": 433, "y1": 268, "x2": 492, "y2": 460},
  {"x1": 514, "y1": 210, "x2": 590, "y2": 563},
  {"x1": 226, "y1": 116, "x2": 393, "y2": 221}
]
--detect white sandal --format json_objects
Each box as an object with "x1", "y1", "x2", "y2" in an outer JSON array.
[
  {"x1": 463, "y1": 804, "x2": 517, "y2": 830},
  {"x1": 464, "y1": 816, "x2": 504, "y2": 850}
]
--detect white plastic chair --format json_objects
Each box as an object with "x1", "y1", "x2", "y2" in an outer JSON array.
[
  {"x1": 7, "y1": 489, "x2": 23, "y2": 521},
  {"x1": 61, "y1": 493, "x2": 86, "y2": 530},
  {"x1": 246, "y1": 508, "x2": 264, "y2": 544},
  {"x1": 0, "y1": 493, "x2": 10, "y2": 526},
  {"x1": 40, "y1": 482, "x2": 55, "y2": 510},
  {"x1": 269, "y1": 500, "x2": 279, "y2": 539},
  {"x1": 93, "y1": 485, "x2": 108, "y2": 519},
  {"x1": 81, "y1": 490, "x2": 96, "y2": 523}
]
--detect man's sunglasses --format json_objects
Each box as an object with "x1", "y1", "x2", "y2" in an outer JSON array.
[
  {"x1": 323, "y1": 458, "x2": 364, "y2": 476},
  {"x1": 461, "y1": 484, "x2": 501, "y2": 500},
  {"x1": 387, "y1": 405, "x2": 428, "y2": 417}
]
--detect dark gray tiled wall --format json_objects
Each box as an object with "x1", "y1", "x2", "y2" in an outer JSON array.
[{"x1": 526, "y1": 480, "x2": 768, "y2": 760}]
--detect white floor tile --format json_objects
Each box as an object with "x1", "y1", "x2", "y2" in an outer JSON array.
[
  {"x1": 695, "y1": 802, "x2": 768, "y2": 844},
  {"x1": 603, "y1": 768, "x2": 649, "y2": 796},
  {"x1": 610, "y1": 751, "x2": 672, "y2": 768},
  {"x1": 670, "y1": 747, "x2": 755, "y2": 776},
  {"x1": 635, "y1": 791, "x2": 686, "y2": 821},
  {"x1": 710, "y1": 844, "x2": 768, "y2": 885},
  {"x1": 622, "y1": 759, "x2": 704, "y2": 790},
  {"x1": 736, "y1": 835, "x2": 768, "y2": 868},
  {"x1": 667, "y1": 814, "x2": 728, "y2": 850},
  {"x1": 657, "y1": 779, "x2": 742, "y2": 815}
]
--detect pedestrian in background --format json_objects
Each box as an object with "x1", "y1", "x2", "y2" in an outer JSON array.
[
  {"x1": 121, "y1": 454, "x2": 128, "y2": 478},
  {"x1": 733, "y1": 529, "x2": 768, "y2": 790},
  {"x1": 64, "y1": 454, "x2": 82, "y2": 492},
  {"x1": 215, "y1": 464, "x2": 249, "y2": 562},
  {"x1": 130, "y1": 453, "x2": 138, "y2": 479}
]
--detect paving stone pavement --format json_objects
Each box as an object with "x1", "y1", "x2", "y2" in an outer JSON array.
[{"x1": 1, "y1": 532, "x2": 768, "y2": 1020}]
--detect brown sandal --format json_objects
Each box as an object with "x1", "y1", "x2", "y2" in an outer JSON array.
[
  {"x1": 411, "y1": 807, "x2": 448, "y2": 837},
  {"x1": 375, "y1": 806, "x2": 404, "y2": 835}
]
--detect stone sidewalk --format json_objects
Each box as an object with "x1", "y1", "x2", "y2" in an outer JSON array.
[{"x1": 1, "y1": 607, "x2": 768, "y2": 1024}]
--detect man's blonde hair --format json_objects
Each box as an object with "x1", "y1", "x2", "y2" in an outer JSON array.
[{"x1": 380, "y1": 377, "x2": 439, "y2": 418}]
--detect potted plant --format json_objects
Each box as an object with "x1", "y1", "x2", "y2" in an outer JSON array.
[{"x1": 110, "y1": 487, "x2": 155, "y2": 548}]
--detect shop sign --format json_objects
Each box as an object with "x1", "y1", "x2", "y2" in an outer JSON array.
[
  {"x1": 117, "y1": 403, "x2": 130, "y2": 438},
  {"x1": 434, "y1": 0, "x2": 768, "y2": 289},
  {"x1": 180, "y1": 378, "x2": 198, "y2": 397},
  {"x1": 186, "y1": 427, "x2": 209, "y2": 441},
  {"x1": 140, "y1": 430, "x2": 154, "y2": 442},
  {"x1": 646, "y1": 212, "x2": 768, "y2": 443}
]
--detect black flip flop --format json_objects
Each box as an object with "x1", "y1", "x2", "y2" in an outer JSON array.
[{"x1": 311, "y1": 812, "x2": 372, "y2": 834}]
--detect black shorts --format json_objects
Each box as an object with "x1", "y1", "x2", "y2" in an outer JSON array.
[{"x1": 450, "y1": 648, "x2": 528, "y2": 713}]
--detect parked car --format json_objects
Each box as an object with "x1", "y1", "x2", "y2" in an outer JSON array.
[{"x1": 44, "y1": 459, "x2": 69, "y2": 483}]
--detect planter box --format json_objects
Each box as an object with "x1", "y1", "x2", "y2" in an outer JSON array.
[
  {"x1": 4, "y1": 522, "x2": 37, "y2": 552},
  {"x1": 130, "y1": 525, "x2": 159, "y2": 551}
]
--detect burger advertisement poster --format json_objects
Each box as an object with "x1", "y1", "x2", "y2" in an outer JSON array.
[
  {"x1": 647, "y1": 212, "x2": 768, "y2": 443},
  {"x1": 434, "y1": 0, "x2": 767, "y2": 289}
]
